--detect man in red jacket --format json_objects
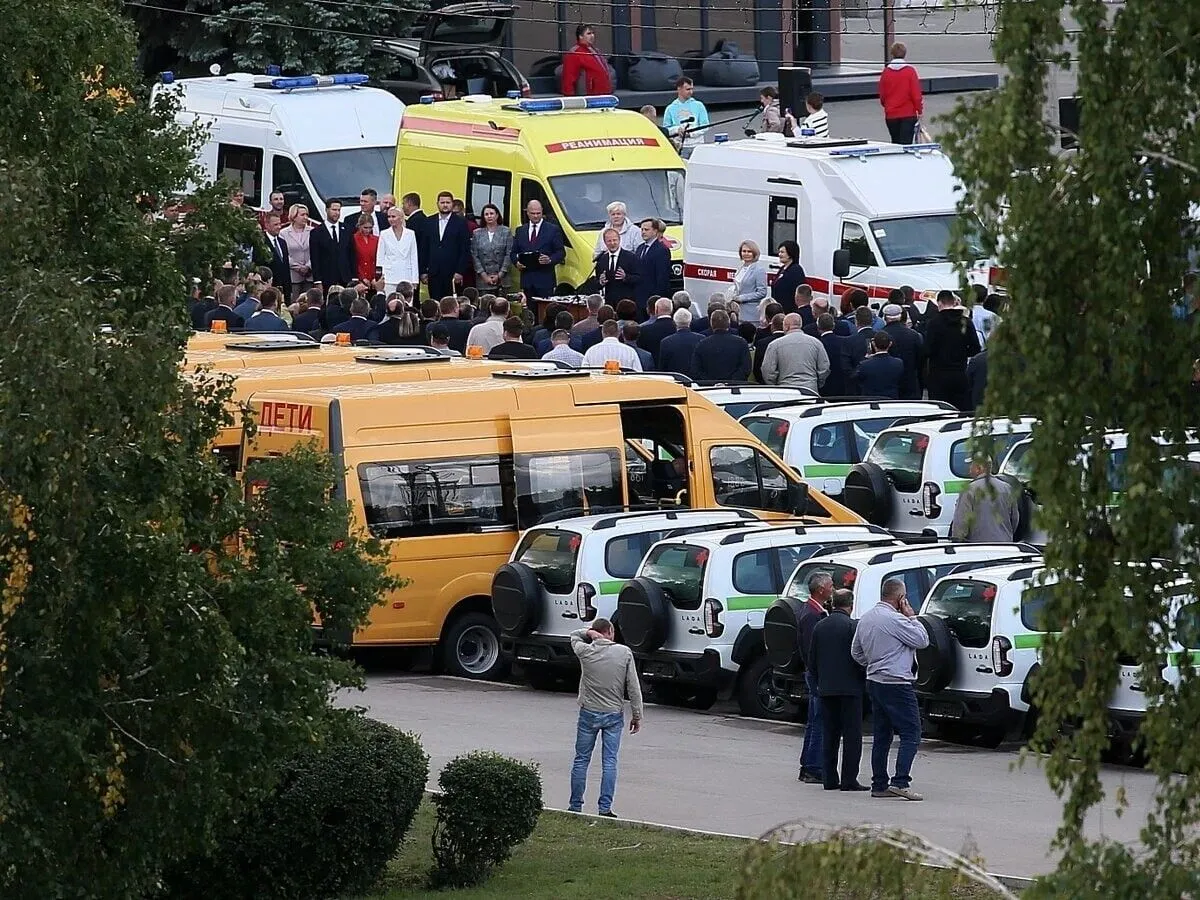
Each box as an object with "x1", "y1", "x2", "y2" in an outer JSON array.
[
  {"x1": 561, "y1": 24, "x2": 613, "y2": 96},
  {"x1": 878, "y1": 42, "x2": 923, "y2": 145}
]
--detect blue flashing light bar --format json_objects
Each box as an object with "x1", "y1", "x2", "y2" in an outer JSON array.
[
  {"x1": 714, "y1": 133, "x2": 729, "y2": 143},
  {"x1": 799, "y1": 127, "x2": 816, "y2": 137},
  {"x1": 515, "y1": 95, "x2": 621, "y2": 113},
  {"x1": 419, "y1": 94, "x2": 435, "y2": 104},
  {"x1": 265, "y1": 65, "x2": 282, "y2": 76},
  {"x1": 160, "y1": 71, "x2": 175, "y2": 84},
  {"x1": 266, "y1": 73, "x2": 370, "y2": 90},
  {"x1": 828, "y1": 146, "x2": 882, "y2": 157},
  {"x1": 505, "y1": 90, "x2": 521, "y2": 99},
  {"x1": 903, "y1": 142, "x2": 943, "y2": 153}
]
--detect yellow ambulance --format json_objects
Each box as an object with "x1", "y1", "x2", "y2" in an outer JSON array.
[{"x1": 393, "y1": 94, "x2": 685, "y2": 292}]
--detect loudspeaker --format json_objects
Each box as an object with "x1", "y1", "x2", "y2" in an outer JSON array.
[
  {"x1": 778, "y1": 66, "x2": 813, "y2": 119},
  {"x1": 1058, "y1": 96, "x2": 1081, "y2": 150}
]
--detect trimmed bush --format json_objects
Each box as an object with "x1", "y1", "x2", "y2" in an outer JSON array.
[
  {"x1": 166, "y1": 710, "x2": 428, "y2": 899},
  {"x1": 430, "y1": 751, "x2": 543, "y2": 888}
]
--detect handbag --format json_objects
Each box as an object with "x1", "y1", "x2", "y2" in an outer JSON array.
[{"x1": 916, "y1": 123, "x2": 933, "y2": 143}]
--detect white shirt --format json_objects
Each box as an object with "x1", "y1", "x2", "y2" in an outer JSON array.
[
  {"x1": 378, "y1": 226, "x2": 419, "y2": 285},
  {"x1": 583, "y1": 336, "x2": 643, "y2": 372},
  {"x1": 542, "y1": 344, "x2": 585, "y2": 367},
  {"x1": 607, "y1": 251, "x2": 620, "y2": 272},
  {"x1": 438, "y1": 214, "x2": 450, "y2": 239},
  {"x1": 528, "y1": 221, "x2": 543, "y2": 243}
]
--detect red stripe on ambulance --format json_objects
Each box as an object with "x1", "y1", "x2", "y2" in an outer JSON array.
[{"x1": 683, "y1": 263, "x2": 897, "y2": 300}]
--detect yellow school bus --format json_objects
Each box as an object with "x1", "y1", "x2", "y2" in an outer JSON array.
[{"x1": 240, "y1": 370, "x2": 862, "y2": 678}]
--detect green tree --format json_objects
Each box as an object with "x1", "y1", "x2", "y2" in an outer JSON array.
[
  {"x1": 0, "y1": 1, "x2": 391, "y2": 897},
  {"x1": 943, "y1": 0, "x2": 1200, "y2": 896},
  {"x1": 129, "y1": 0, "x2": 426, "y2": 80}
]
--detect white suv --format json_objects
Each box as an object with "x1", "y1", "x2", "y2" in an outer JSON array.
[
  {"x1": 739, "y1": 400, "x2": 957, "y2": 502},
  {"x1": 912, "y1": 561, "x2": 1052, "y2": 746},
  {"x1": 491, "y1": 509, "x2": 764, "y2": 689},
  {"x1": 763, "y1": 542, "x2": 1041, "y2": 703},
  {"x1": 693, "y1": 385, "x2": 820, "y2": 419},
  {"x1": 843, "y1": 416, "x2": 1036, "y2": 539},
  {"x1": 615, "y1": 523, "x2": 899, "y2": 719}
]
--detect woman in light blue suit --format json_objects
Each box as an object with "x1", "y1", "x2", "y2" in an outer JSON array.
[
  {"x1": 731, "y1": 239, "x2": 769, "y2": 325},
  {"x1": 470, "y1": 203, "x2": 514, "y2": 292}
]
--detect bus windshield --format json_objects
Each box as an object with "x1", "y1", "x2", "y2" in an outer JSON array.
[{"x1": 549, "y1": 169, "x2": 685, "y2": 230}]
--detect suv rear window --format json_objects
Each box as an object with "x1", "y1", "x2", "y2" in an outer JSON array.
[
  {"x1": 785, "y1": 562, "x2": 859, "y2": 601},
  {"x1": 742, "y1": 416, "x2": 788, "y2": 457},
  {"x1": 923, "y1": 579, "x2": 996, "y2": 648},
  {"x1": 1176, "y1": 599, "x2": 1200, "y2": 650},
  {"x1": 950, "y1": 433, "x2": 1028, "y2": 478},
  {"x1": 1019, "y1": 584, "x2": 1060, "y2": 632},
  {"x1": 864, "y1": 432, "x2": 927, "y2": 493},
  {"x1": 641, "y1": 543, "x2": 707, "y2": 610},
  {"x1": 514, "y1": 529, "x2": 581, "y2": 593},
  {"x1": 605, "y1": 532, "x2": 663, "y2": 580}
]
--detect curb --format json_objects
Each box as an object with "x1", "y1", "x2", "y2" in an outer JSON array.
[{"x1": 543, "y1": 805, "x2": 1037, "y2": 893}]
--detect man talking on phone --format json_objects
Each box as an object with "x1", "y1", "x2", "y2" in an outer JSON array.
[
  {"x1": 568, "y1": 618, "x2": 643, "y2": 818},
  {"x1": 850, "y1": 578, "x2": 930, "y2": 801}
]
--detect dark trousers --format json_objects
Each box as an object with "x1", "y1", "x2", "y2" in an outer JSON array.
[
  {"x1": 427, "y1": 273, "x2": 458, "y2": 302},
  {"x1": 926, "y1": 369, "x2": 970, "y2": 411},
  {"x1": 821, "y1": 694, "x2": 864, "y2": 789},
  {"x1": 886, "y1": 116, "x2": 920, "y2": 145},
  {"x1": 867, "y1": 681, "x2": 922, "y2": 792}
]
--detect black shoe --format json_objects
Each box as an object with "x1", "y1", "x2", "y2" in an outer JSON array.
[
  {"x1": 598, "y1": 810, "x2": 618, "y2": 818},
  {"x1": 840, "y1": 784, "x2": 870, "y2": 792},
  {"x1": 800, "y1": 772, "x2": 823, "y2": 784},
  {"x1": 823, "y1": 783, "x2": 840, "y2": 791}
]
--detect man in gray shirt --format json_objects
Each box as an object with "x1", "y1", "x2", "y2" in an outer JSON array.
[
  {"x1": 761, "y1": 312, "x2": 831, "y2": 392},
  {"x1": 569, "y1": 619, "x2": 643, "y2": 817},
  {"x1": 950, "y1": 456, "x2": 1021, "y2": 542},
  {"x1": 851, "y1": 578, "x2": 930, "y2": 800}
]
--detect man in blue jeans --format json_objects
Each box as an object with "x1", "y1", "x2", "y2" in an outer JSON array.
[
  {"x1": 851, "y1": 578, "x2": 930, "y2": 800},
  {"x1": 569, "y1": 619, "x2": 644, "y2": 817},
  {"x1": 796, "y1": 571, "x2": 833, "y2": 783}
]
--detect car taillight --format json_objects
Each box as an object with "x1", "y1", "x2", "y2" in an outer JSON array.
[
  {"x1": 921, "y1": 481, "x2": 942, "y2": 517},
  {"x1": 991, "y1": 635, "x2": 1014, "y2": 677},
  {"x1": 521, "y1": 84, "x2": 532, "y2": 97},
  {"x1": 577, "y1": 583, "x2": 596, "y2": 621},
  {"x1": 703, "y1": 598, "x2": 724, "y2": 638}
]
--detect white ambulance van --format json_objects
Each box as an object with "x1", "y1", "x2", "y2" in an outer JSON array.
[
  {"x1": 152, "y1": 71, "x2": 405, "y2": 218},
  {"x1": 682, "y1": 134, "x2": 1000, "y2": 314}
]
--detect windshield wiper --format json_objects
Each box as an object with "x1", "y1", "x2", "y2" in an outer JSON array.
[{"x1": 888, "y1": 255, "x2": 950, "y2": 264}]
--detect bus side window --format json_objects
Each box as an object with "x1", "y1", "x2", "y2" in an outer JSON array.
[
  {"x1": 841, "y1": 221, "x2": 877, "y2": 267},
  {"x1": 768, "y1": 195, "x2": 798, "y2": 250},
  {"x1": 271, "y1": 154, "x2": 315, "y2": 213},
  {"x1": 218, "y1": 143, "x2": 263, "y2": 206},
  {"x1": 467, "y1": 167, "x2": 511, "y2": 221}
]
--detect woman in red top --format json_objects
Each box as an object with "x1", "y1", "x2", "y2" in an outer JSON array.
[
  {"x1": 352, "y1": 214, "x2": 379, "y2": 282},
  {"x1": 561, "y1": 24, "x2": 612, "y2": 95},
  {"x1": 878, "y1": 42, "x2": 924, "y2": 145}
]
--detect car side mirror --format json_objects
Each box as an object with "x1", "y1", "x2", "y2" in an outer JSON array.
[
  {"x1": 788, "y1": 480, "x2": 810, "y2": 517},
  {"x1": 832, "y1": 248, "x2": 851, "y2": 278}
]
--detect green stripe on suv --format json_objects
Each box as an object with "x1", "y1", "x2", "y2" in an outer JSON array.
[
  {"x1": 1013, "y1": 633, "x2": 1044, "y2": 650},
  {"x1": 726, "y1": 595, "x2": 778, "y2": 611},
  {"x1": 1168, "y1": 650, "x2": 1200, "y2": 666},
  {"x1": 942, "y1": 479, "x2": 970, "y2": 495},
  {"x1": 803, "y1": 463, "x2": 852, "y2": 478},
  {"x1": 598, "y1": 580, "x2": 627, "y2": 597}
]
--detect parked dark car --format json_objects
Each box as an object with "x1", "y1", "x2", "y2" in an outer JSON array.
[{"x1": 372, "y1": 2, "x2": 530, "y2": 103}]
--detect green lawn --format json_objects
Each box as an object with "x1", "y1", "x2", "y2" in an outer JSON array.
[{"x1": 353, "y1": 801, "x2": 1007, "y2": 900}]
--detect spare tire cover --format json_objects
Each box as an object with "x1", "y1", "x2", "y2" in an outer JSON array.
[
  {"x1": 914, "y1": 615, "x2": 958, "y2": 694},
  {"x1": 763, "y1": 597, "x2": 805, "y2": 670},
  {"x1": 843, "y1": 462, "x2": 894, "y2": 525},
  {"x1": 616, "y1": 577, "x2": 671, "y2": 653},
  {"x1": 491, "y1": 562, "x2": 543, "y2": 637}
]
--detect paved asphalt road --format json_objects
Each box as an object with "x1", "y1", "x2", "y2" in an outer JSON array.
[{"x1": 352, "y1": 673, "x2": 1157, "y2": 880}]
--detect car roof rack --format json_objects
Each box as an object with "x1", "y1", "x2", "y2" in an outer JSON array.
[
  {"x1": 356, "y1": 353, "x2": 452, "y2": 365},
  {"x1": 795, "y1": 400, "x2": 957, "y2": 419},
  {"x1": 695, "y1": 384, "x2": 817, "y2": 396},
  {"x1": 944, "y1": 554, "x2": 1043, "y2": 575},
  {"x1": 224, "y1": 341, "x2": 322, "y2": 352},
  {"x1": 590, "y1": 508, "x2": 758, "y2": 532},
  {"x1": 717, "y1": 522, "x2": 888, "y2": 546},
  {"x1": 491, "y1": 368, "x2": 591, "y2": 380},
  {"x1": 865, "y1": 542, "x2": 1041, "y2": 565},
  {"x1": 663, "y1": 521, "x2": 764, "y2": 539},
  {"x1": 1007, "y1": 565, "x2": 1044, "y2": 581}
]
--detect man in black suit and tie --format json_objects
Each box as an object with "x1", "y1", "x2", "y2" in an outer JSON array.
[
  {"x1": 881, "y1": 303, "x2": 924, "y2": 400},
  {"x1": 631, "y1": 218, "x2": 672, "y2": 318},
  {"x1": 808, "y1": 588, "x2": 868, "y2": 792},
  {"x1": 401, "y1": 191, "x2": 428, "y2": 271},
  {"x1": 510, "y1": 199, "x2": 565, "y2": 299},
  {"x1": 594, "y1": 228, "x2": 639, "y2": 306},
  {"x1": 261, "y1": 213, "x2": 291, "y2": 299},
  {"x1": 310, "y1": 199, "x2": 354, "y2": 289},
  {"x1": 422, "y1": 191, "x2": 471, "y2": 300},
  {"x1": 817, "y1": 313, "x2": 852, "y2": 397},
  {"x1": 637, "y1": 297, "x2": 677, "y2": 363},
  {"x1": 204, "y1": 284, "x2": 244, "y2": 331},
  {"x1": 344, "y1": 187, "x2": 388, "y2": 235}
]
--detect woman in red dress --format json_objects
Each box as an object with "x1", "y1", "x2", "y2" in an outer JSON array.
[{"x1": 352, "y1": 214, "x2": 379, "y2": 283}]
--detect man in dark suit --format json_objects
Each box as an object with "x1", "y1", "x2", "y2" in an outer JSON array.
[
  {"x1": 853, "y1": 332, "x2": 904, "y2": 399},
  {"x1": 659, "y1": 308, "x2": 704, "y2": 379},
  {"x1": 344, "y1": 187, "x2": 388, "y2": 236},
  {"x1": 244, "y1": 289, "x2": 290, "y2": 333},
  {"x1": 808, "y1": 588, "x2": 867, "y2": 792},
  {"x1": 261, "y1": 214, "x2": 291, "y2": 299},
  {"x1": 422, "y1": 191, "x2": 471, "y2": 301},
  {"x1": 691, "y1": 310, "x2": 751, "y2": 383},
  {"x1": 881, "y1": 303, "x2": 924, "y2": 400},
  {"x1": 623, "y1": 322, "x2": 654, "y2": 371},
  {"x1": 292, "y1": 287, "x2": 325, "y2": 336},
  {"x1": 965, "y1": 348, "x2": 988, "y2": 412},
  {"x1": 844, "y1": 306, "x2": 876, "y2": 373},
  {"x1": 925, "y1": 290, "x2": 981, "y2": 410},
  {"x1": 511, "y1": 199, "x2": 566, "y2": 299},
  {"x1": 489, "y1": 316, "x2": 540, "y2": 360},
  {"x1": 331, "y1": 296, "x2": 376, "y2": 343},
  {"x1": 632, "y1": 218, "x2": 672, "y2": 317},
  {"x1": 638, "y1": 297, "x2": 676, "y2": 363},
  {"x1": 426, "y1": 296, "x2": 473, "y2": 354},
  {"x1": 816, "y1": 313, "x2": 852, "y2": 397},
  {"x1": 579, "y1": 307, "x2": 615, "y2": 352},
  {"x1": 401, "y1": 192, "x2": 428, "y2": 270},
  {"x1": 310, "y1": 200, "x2": 354, "y2": 289},
  {"x1": 204, "y1": 284, "x2": 244, "y2": 331},
  {"x1": 594, "y1": 227, "x2": 640, "y2": 306},
  {"x1": 752, "y1": 313, "x2": 786, "y2": 383},
  {"x1": 691, "y1": 294, "x2": 723, "y2": 334}
]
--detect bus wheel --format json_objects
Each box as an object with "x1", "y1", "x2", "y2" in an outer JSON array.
[{"x1": 442, "y1": 612, "x2": 508, "y2": 681}]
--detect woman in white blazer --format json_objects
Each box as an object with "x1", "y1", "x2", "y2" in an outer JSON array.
[{"x1": 378, "y1": 207, "x2": 419, "y2": 293}]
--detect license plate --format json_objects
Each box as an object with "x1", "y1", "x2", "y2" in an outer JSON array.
[
  {"x1": 928, "y1": 701, "x2": 959, "y2": 719},
  {"x1": 644, "y1": 660, "x2": 675, "y2": 678}
]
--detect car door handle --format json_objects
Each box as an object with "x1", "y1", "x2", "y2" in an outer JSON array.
[
  {"x1": 909, "y1": 509, "x2": 925, "y2": 517},
  {"x1": 688, "y1": 627, "x2": 705, "y2": 635},
  {"x1": 1130, "y1": 684, "x2": 1145, "y2": 692},
  {"x1": 975, "y1": 666, "x2": 993, "y2": 674},
  {"x1": 561, "y1": 611, "x2": 579, "y2": 619}
]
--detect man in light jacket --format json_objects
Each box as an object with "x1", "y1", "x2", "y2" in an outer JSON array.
[
  {"x1": 761, "y1": 312, "x2": 830, "y2": 392},
  {"x1": 569, "y1": 619, "x2": 643, "y2": 817}
]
